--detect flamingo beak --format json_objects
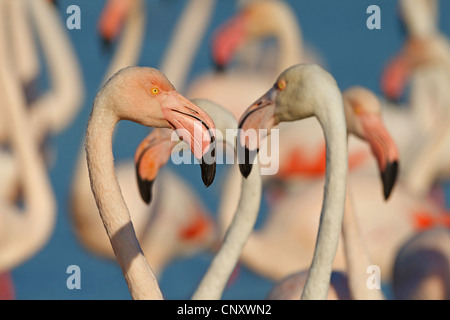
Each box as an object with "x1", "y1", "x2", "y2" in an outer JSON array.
[
  {"x1": 381, "y1": 56, "x2": 410, "y2": 103},
  {"x1": 237, "y1": 87, "x2": 277, "y2": 178},
  {"x1": 160, "y1": 93, "x2": 216, "y2": 187},
  {"x1": 134, "y1": 129, "x2": 175, "y2": 204},
  {"x1": 212, "y1": 13, "x2": 248, "y2": 71},
  {"x1": 360, "y1": 113, "x2": 399, "y2": 199},
  {"x1": 98, "y1": 0, "x2": 133, "y2": 50}
]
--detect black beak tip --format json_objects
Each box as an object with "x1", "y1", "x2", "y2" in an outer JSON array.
[
  {"x1": 239, "y1": 163, "x2": 253, "y2": 179},
  {"x1": 214, "y1": 62, "x2": 226, "y2": 73},
  {"x1": 136, "y1": 164, "x2": 155, "y2": 205},
  {"x1": 382, "y1": 160, "x2": 399, "y2": 200},
  {"x1": 100, "y1": 36, "x2": 113, "y2": 52},
  {"x1": 200, "y1": 161, "x2": 216, "y2": 187}
]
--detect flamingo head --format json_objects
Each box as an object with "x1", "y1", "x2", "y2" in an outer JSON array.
[
  {"x1": 212, "y1": 0, "x2": 290, "y2": 70},
  {"x1": 98, "y1": 0, "x2": 134, "y2": 48},
  {"x1": 381, "y1": 37, "x2": 431, "y2": 102},
  {"x1": 106, "y1": 67, "x2": 216, "y2": 193},
  {"x1": 343, "y1": 86, "x2": 399, "y2": 199},
  {"x1": 134, "y1": 128, "x2": 176, "y2": 204},
  {"x1": 237, "y1": 64, "x2": 329, "y2": 178}
]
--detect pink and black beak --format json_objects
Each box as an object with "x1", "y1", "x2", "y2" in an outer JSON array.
[
  {"x1": 134, "y1": 128, "x2": 175, "y2": 204},
  {"x1": 360, "y1": 113, "x2": 399, "y2": 199},
  {"x1": 237, "y1": 86, "x2": 278, "y2": 178},
  {"x1": 160, "y1": 95, "x2": 217, "y2": 187}
]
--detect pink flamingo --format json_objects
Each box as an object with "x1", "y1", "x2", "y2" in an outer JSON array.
[
  {"x1": 85, "y1": 66, "x2": 216, "y2": 299},
  {"x1": 70, "y1": 0, "x2": 219, "y2": 278}
]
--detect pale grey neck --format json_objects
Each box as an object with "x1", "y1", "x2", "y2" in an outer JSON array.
[
  {"x1": 276, "y1": 12, "x2": 303, "y2": 73},
  {"x1": 301, "y1": 101, "x2": 348, "y2": 300}
]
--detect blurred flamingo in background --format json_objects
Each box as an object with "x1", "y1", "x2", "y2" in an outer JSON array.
[
  {"x1": 382, "y1": 0, "x2": 450, "y2": 198},
  {"x1": 0, "y1": 0, "x2": 80, "y2": 300},
  {"x1": 392, "y1": 226, "x2": 450, "y2": 300},
  {"x1": 187, "y1": 0, "x2": 322, "y2": 119},
  {"x1": 0, "y1": 0, "x2": 56, "y2": 299}
]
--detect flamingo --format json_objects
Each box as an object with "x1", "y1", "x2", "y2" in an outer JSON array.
[
  {"x1": 225, "y1": 73, "x2": 448, "y2": 285},
  {"x1": 85, "y1": 66, "x2": 216, "y2": 299},
  {"x1": 398, "y1": 0, "x2": 439, "y2": 39},
  {"x1": 381, "y1": 34, "x2": 450, "y2": 196},
  {"x1": 237, "y1": 64, "x2": 348, "y2": 299},
  {"x1": 0, "y1": 3, "x2": 56, "y2": 297},
  {"x1": 381, "y1": 0, "x2": 450, "y2": 196},
  {"x1": 0, "y1": 0, "x2": 84, "y2": 191},
  {"x1": 266, "y1": 87, "x2": 399, "y2": 300},
  {"x1": 392, "y1": 226, "x2": 450, "y2": 300},
  {"x1": 186, "y1": 0, "x2": 379, "y2": 191},
  {"x1": 70, "y1": 0, "x2": 219, "y2": 276}
]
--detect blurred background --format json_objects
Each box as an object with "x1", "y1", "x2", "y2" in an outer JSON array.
[{"x1": 3, "y1": 0, "x2": 450, "y2": 299}]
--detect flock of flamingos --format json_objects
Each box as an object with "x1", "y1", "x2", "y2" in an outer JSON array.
[{"x1": 1, "y1": 0, "x2": 450, "y2": 300}]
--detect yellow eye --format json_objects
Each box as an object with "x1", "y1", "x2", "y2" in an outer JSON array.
[
  {"x1": 354, "y1": 104, "x2": 363, "y2": 115},
  {"x1": 277, "y1": 80, "x2": 286, "y2": 91},
  {"x1": 150, "y1": 88, "x2": 159, "y2": 95}
]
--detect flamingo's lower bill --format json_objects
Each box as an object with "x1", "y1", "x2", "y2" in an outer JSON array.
[{"x1": 238, "y1": 87, "x2": 278, "y2": 178}]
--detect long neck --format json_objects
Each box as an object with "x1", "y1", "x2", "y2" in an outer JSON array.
[
  {"x1": 103, "y1": 0, "x2": 145, "y2": 83},
  {"x1": 301, "y1": 99, "x2": 348, "y2": 300},
  {"x1": 342, "y1": 182, "x2": 385, "y2": 300},
  {"x1": 275, "y1": 8, "x2": 303, "y2": 73},
  {"x1": 8, "y1": 0, "x2": 40, "y2": 86},
  {"x1": 192, "y1": 146, "x2": 262, "y2": 300},
  {"x1": 85, "y1": 101, "x2": 163, "y2": 300},
  {"x1": 160, "y1": 0, "x2": 216, "y2": 92},
  {"x1": 0, "y1": 16, "x2": 56, "y2": 272},
  {"x1": 27, "y1": 0, "x2": 84, "y2": 140}
]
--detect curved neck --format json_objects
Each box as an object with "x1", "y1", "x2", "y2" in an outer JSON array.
[
  {"x1": 8, "y1": 0, "x2": 40, "y2": 85},
  {"x1": 27, "y1": 0, "x2": 84, "y2": 138},
  {"x1": 85, "y1": 100, "x2": 163, "y2": 300},
  {"x1": 274, "y1": 8, "x2": 303, "y2": 73},
  {"x1": 192, "y1": 147, "x2": 262, "y2": 300},
  {"x1": 0, "y1": 12, "x2": 55, "y2": 272},
  {"x1": 301, "y1": 99, "x2": 348, "y2": 300},
  {"x1": 342, "y1": 182, "x2": 385, "y2": 300},
  {"x1": 160, "y1": 0, "x2": 216, "y2": 92}
]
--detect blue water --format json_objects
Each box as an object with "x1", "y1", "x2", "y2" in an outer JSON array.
[{"x1": 10, "y1": 0, "x2": 450, "y2": 300}]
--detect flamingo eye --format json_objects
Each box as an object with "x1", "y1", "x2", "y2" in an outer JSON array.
[
  {"x1": 276, "y1": 80, "x2": 286, "y2": 91},
  {"x1": 150, "y1": 88, "x2": 159, "y2": 95}
]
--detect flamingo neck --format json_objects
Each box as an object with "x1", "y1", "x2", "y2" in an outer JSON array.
[
  {"x1": 0, "y1": 27, "x2": 55, "y2": 272},
  {"x1": 85, "y1": 101, "x2": 163, "y2": 300},
  {"x1": 275, "y1": 9, "x2": 303, "y2": 73},
  {"x1": 160, "y1": 0, "x2": 216, "y2": 92},
  {"x1": 193, "y1": 160, "x2": 262, "y2": 300},
  {"x1": 301, "y1": 97, "x2": 348, "y2": 300},
  {"x1": 342, "y1": 182, "x2": 385, "y2": 300}
]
